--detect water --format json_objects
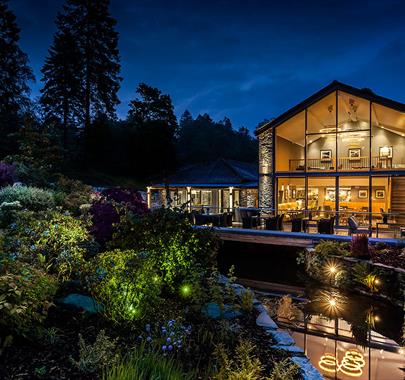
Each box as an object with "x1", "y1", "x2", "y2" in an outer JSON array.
[{"x1": 219, "y1": 241, "x2": 405, "y2": 380}]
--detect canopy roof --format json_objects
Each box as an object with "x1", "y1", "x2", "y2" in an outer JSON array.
[{"x1": 151, "y1": 159, "x2": 258, "y2": 188}]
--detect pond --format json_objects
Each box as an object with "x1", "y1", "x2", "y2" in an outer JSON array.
[{"x1": 219, "y1": 241, "x2": 405, "y2": 380}]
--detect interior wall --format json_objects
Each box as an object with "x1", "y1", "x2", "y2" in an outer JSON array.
[
  {"x1": 372, "y1": 127, "x2": 405, "y2": 166},
  {"x1": 306, "y1": 136, "x2": 336, "y2": 160},
  {"x1": 275, "y1": 136, "x2": 304, "y2": 171}
]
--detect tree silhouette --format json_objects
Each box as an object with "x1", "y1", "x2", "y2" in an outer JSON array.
[{"x1": 0, "y1": 0, "x2": 34, "y2": 158}]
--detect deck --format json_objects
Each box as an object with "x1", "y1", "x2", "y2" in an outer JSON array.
[{"x1": 196, "y1": 226, "x2": 402, "y2": 248}]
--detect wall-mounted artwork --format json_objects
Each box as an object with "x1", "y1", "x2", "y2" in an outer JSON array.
[
  {"x1": 320, "y1": 149, "x2": 332, "y2": 161},
  {"x1": 379, "y1": 146, "x2": 393, "y2": 158},
  {"x1": 375, "y1": 189, "x2": 385, "y2": 199},
  {"x1": 358, "y1": 189, "x2": 368, "y2": 199},
  {"x1": 348, "y1": 148, "x2": 361, "y2": 160}
]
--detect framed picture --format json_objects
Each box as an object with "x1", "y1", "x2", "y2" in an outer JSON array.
[
  {"x1": 375, "y1": 189, "x2": 385, "y2": 199},
  {"x1": 320, "y1": 149, "x2": 332, "y2": 161},
  {"x1": 358, "y1": 189, "x2": 368, "y2": 199},
  {"x1": 348, "y1": 148, "x2": 361, "y2": 160},
  {"x1": 379, "y1": 146, "x2": 393, "y2": 158}
]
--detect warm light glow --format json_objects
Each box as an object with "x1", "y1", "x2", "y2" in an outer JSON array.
[
  {"x1": 329, "y1": 298, "x2": 337, "y2": 307},
  {"x1": 180, "y1": 284, "x2": 191, "y2": 297},
  {"x1": 319, "y1": 350, "x2": 365, "y2": 377},
  {"x1": 374, "y1": 315, "x2": 380, "y2": 322}
]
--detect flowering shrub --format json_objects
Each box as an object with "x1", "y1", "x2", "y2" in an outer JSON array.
[
  {"x1": 138, "y1": 319, "x2": 192, "y2": 354},
  {"x1": 0, "y1": 162, "x2": 15, "y2": 187},
  {"x1": 86, "y1": 249, "x2": 162, "y2": 323},
  {"x1": 2, "y1": 211, "x2": 91, "y2": 280},
  {"x1": 89, "y1": 188, "x2": 147, "y2": 246},
  {"x1": 0, "y1": 185, "x2": 55, "y2": 211},
  {"x1": 0, "y1": 256, "x2": 57, "y2": 338}
]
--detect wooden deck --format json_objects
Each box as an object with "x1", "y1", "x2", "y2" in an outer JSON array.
[{"x1": 194, "y1": 226, "x2": 402, "y2": 248}]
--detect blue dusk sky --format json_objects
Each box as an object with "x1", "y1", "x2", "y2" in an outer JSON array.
[{"x1": 9, "y1": 0, "x2": 405, "y2": 132}]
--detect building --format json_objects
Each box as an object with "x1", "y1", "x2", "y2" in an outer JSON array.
[
  {"x1": 256, "y1": 81, "x2": 405, "y2": 227},
  {"x1": 147, "y1": 158, "x2": 258, "y2": 212}
]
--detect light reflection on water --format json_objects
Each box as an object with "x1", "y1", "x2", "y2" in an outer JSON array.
[{"x1": 260, "y1": 289, "x2": 405, "y2": 380}]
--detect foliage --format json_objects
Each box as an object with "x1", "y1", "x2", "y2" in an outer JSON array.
[
  {"x1": 276, "y1": 295, "x2": 299, "y2": 322},
  {"x1": 268, "y1": 358, "x2": 300, "y2": 380},
  {"x1": 138, "y1": 319, "x2": 192, "y2": 354},
  {"x1": 71, "y1": 330, "x2": 119, "y2": 374},
  {"x1": 0, "y1": 200, "x2": 22, "y2": 228},
  {"x1": 126, "y1": 83, "x2": 178, "y2": 177},
  {"x1": 0, "y1": 162, "x2": 15, "y2": 187},
  {"x1": 0, "y1": 186, "x2": 55, "y2": 211},
  {"x1": 314, "y1": 240, "x2": 350, "y2": 257},
  {"x1": 111, "y1": 208, "x2": 218, "y2": 293},
  {"x1": 90, "y1": 188, "x2": 147, "y2": 246},
  {"x1": 53, "y1": 176, "x2": 93, "y2": 214},
  {"x1": 103, "y1": 343, "x2": 194, "y2": 380},
  {"x1": 0, "y1": 258, "x2": 57, "y2": 338},
  {"x1": 86, "y1": 249, "x2": 162, "y2": 323},
  {"x1": 350, "y1": 234, "x2": 370, "y2": 259},
  {"x1": 239, "y1": 288, "x2": 255, "y2": 314},
  {"x1": 212, "y1": 340, "x2": 264, "y2": 380},
  {"x1": 0, "y1": 0, "x2": 34, "y2": 158},
  {"x1": 370, "y1": 244, "x2": 405, "y2": 269},
  {"x1": 177, "y1": 111, "x2": 258, "y2": 166},
  {"x1": 352, "y1": 263, "x2": 380, "y2": 292},
  {"x1": 2, "y1": 211, "x2": 91, "y2": 280}
]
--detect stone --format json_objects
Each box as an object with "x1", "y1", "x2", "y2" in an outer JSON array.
[
  {"x1": 270, "y1": 330, "x2": 295, "y2": 346},
  {"x1": 60, "y1": 293, "x2": 103, "y2": 314},
  {"x1": 291, "y1": 356, "x2": 324, "y2": 380},
  {"x1": 256, "y1": 311, "x2": 278, "y2": 330},
  {"x1": 271, "y1": 345, "x2": 304, "y2": 354},
  {"x1": 203, "y1": 303, "x2": 242, "y2": 320}
]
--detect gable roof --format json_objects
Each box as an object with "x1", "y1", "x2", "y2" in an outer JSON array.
[
  {"x1": 255, "y1": 80, "x2": 405, "y2": 135},
  {"x1": 151, "y1": 159, "x2": 258, "y2": 188}
]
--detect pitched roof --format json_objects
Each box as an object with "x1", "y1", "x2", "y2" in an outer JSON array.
[
  {"x1": 255, "y1": 80, "x2": 405, "y2": 135},
  {"x1": 151, "y1": 159, "x2": 258, "y2": 188}
]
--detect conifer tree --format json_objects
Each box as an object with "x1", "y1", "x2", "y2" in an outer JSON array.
[{"x1": 0, "y1": 0, "x2": 34, "y2": 158}]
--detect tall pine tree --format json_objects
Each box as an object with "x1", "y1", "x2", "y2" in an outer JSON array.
[
  {"x1": 0, "y1": 0, "x2": 34, "y2": 158},
  {"x1": 40, "y1": 0, "x2": 121, "y2": 149}
]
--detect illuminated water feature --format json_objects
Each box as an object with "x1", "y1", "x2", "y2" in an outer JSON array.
[
  {"x1": 219, "y1": 241, "x2": 405, "y2": 380},
  {"x1": 260, "y1": 287, "x2": 405, "y2": 380}
]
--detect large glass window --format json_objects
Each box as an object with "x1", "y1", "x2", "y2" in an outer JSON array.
[
  {"x1": 277, "y1": 178, "x2": 305, "y2": 211},
  {"x1": 307, "y1": 177, "x2": 336, "y2": 217},
  {"x1": 275, "y1": 111, "x2": 305, "y2": 172},
  {"x1": 371, "y1": 103, "x2": 405, "y2": 170},
  {"x1": 339, "y1": 177, "x2": 370, "y2": 225},
  {"x1": 337, "y1": 92, "x2": 370, "y2": 171},
  {"x1": 306, "y1": 92, "x2": 337, "y2": 171}
]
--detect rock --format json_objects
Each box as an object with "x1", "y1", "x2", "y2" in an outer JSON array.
[
  {"x1": 269, "y1": 330, "x2": 295, "y2": 346},
  {"x1": 203, "y1": 303, "x2": 242, "y2": 320},
  {"x1": 292, "y1": 356, "x2": 324, "y2": 380},
  {"x1": 60, "y1": 293, "x2": 103, "y2": 314},
  {"x1": 256, "y1": 311, "x2": 278, "y2": 330},
  {"x1": 271, "y1": 345, "x2": 304, "y2": 353}
]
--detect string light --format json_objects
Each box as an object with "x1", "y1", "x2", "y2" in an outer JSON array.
[{"x1": 319, "y1": 350, "x2": 365, "y2": 378}]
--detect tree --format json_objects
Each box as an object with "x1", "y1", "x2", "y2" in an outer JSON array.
[
  {"x1": 0, "y1": 0, "x2": 34, "y2": 158},
  {"x1": 41, "y1": 0, "x2": 121, "y2": 141},
  {"x1": 40, "y1": 27, "x2": 83, "y2": 151},
  {"x1": 126, "y1": 84, "x2": 178, "y2": 178}
]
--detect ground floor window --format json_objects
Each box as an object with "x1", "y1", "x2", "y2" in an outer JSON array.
[{"x1": 275, "y1": 175, "x2": 403, "y2": 227}]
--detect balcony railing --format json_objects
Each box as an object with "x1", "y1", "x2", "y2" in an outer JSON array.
[{"x1": 287, "y1": 156, "x2": 405, "y2": 172}]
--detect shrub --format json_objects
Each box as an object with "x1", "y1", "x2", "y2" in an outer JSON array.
[
  {"x1": 103, "y1": 344, "x2": 194, "y2": 380},
  {"x1": 353, "y1": 262, "x2": 380, "y2": 292},
  {"x1": 0, "y1": 200, "x2": 22, "y2": 228},
  {"x1": 239, "y1": 288, "x2": 254, "y2": 313},
  {"x1": 212, "y1": 340, "x2": 263, "y2": 380},
  {"x1": 315, "y1": 240, "x2": 350, "y2": 257},
  {"x1": 54, "y1": 176, "x2": 93, "y2": 214},
  {"x1": 0, "y1": 186, "x2": 55, "y2": 211},
  {"x1": 350, "y1": 234, "x2": 370, "y2": 259},
  {"x1": 71, "y1": 330, "x2": 119, "y2": 373},
  {"x1": 0, "y1": 162, "x2": 15, "y2": 187},
  {"x1": 2, "y1": 211, "x2": 91, "y2": 280},
  {"x1": 90, "y1": 188, "x2": 147, "y2": 246},
  {"x1": 0, "y1": 258, "x2": 57, "y2": 337},
  {"x1": 111, "y1": 208, "x2": 218, "y2": 292},
  {"x1": 268, "y1": 358, "x2": 300, "y2": 380},
  {"x1": 86, "y1": 249, "x2": 162, "y2": 323}
]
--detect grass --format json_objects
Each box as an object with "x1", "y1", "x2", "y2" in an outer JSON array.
[{"x1": 102, "y1": 344, "x2": 195, "y2": 380}]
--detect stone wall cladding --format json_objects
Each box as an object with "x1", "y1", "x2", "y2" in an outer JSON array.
[{"x1": 258, "y1": 129, "x2": 274, "y2": 210}]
